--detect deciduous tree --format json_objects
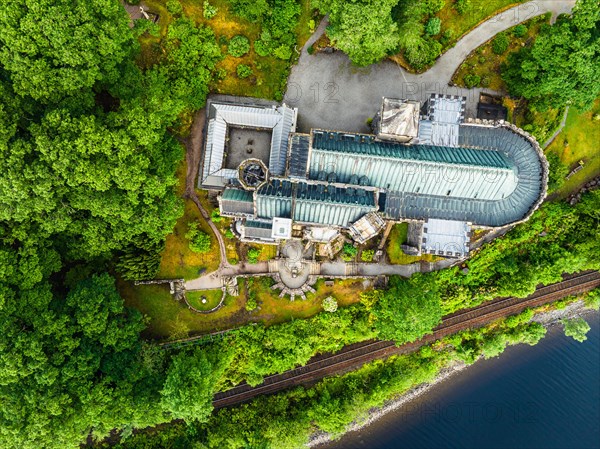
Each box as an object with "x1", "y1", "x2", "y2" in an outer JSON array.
[
  {"x1": 314, "y1": 0, "x2": 400, "y2": 66},
  {"x1": 0, "y1": 0, "x2": 133, "y2": 102},
  {"x1": 371, "y1": 274, "x2": 443, "y2": 343},
  {"x1": 502, "y1": 0, "x2": 600, "y2": 110}
]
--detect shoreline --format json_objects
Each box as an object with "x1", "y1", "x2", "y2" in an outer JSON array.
[
  {"x1": 308, "y1": 300, "x2": 598, "y2": 448},
  {"x1": 307, "y1": 360, "x2": 470, "y2": 448}
]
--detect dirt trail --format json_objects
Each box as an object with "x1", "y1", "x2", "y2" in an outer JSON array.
[{"x1": 184, "y1": 108, "x2": 229, "y2": 272}]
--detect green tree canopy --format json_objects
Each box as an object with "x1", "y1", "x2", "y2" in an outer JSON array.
[
  {"x1": 502, "y1": 0, "x2": 600, "y2": 110},
  {"x1": 314, "y1": 0, "x2": 400, "y2": 66},
  {"x1": 0, "y1": 0, "x2": 133, "y2": 102},
  {"x1": 0, "y1": 5, "x2": 224, "y2": 445},
  {"x1": 0, "y1": 11, "x2": 221, "y2": 258},
  {"x1": 562, "y1": 317, "x2": 591, "y2": 342},
  {"x1": 160, "y1": 348, "x2": 223, "y2": 422},
  {"x1": 0, "y1": 247, "x2": 162, "y2": 448},
  {"x1": 370, "y1": 274, "x2": 443, "y2": 343}
]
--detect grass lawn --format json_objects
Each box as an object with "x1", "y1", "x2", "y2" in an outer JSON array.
[
  {"x1": 155, "y1": 164, "x2": 221, "y2": 280},
  {"x1": 546, "y1": 99, "x2": 600, "y2": 199},
  {"x1": 245, "y1": 276, "x2": 365, "y2": 324},
  {"x1": 139, "y1": 0, "x2": 314, "y2": 100},
  {"x1": 386, "y1": 223, "x2": 440, "y2": 265},
  {"x1": 244, "y1": 243, "x2": 277, "y2": 263},
  {"x1": 186, "y1": 289, "x2": 224, "y2": 310},
  {"x1": 452, "y1": 13, "x2": 550, "y2": 91},
  {"x1": 157, "y1": 197, "x2": 220, "y2": 279},
  {"x1": 122, "y1": 274, "x2": 367, "y2": 340},
  {"x1": 437, "y1": 0, "x2": 525, "y2": 51}
]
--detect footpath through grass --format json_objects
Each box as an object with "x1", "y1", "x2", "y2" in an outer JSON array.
[
  {"x1": 390, "y1": 0, "x2": 524, "y2": 71},
  {"x1": 452, "y1": 13, "x2": 550, "y2": 91}
]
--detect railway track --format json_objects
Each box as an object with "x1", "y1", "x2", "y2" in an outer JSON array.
[{"x1": 213, "y1": 270, "x2": 600, "y2": 409}]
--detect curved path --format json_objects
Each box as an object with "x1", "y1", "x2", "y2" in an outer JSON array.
[
  {"x1": 184, "y1": 108, "x2": 230, "y2": 272},
  {"x1": 284, "y1": 0, "x2": 575, "y2": 134}
]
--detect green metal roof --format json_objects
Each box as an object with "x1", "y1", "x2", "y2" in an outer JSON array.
[
  {"x1": 254, "y1": 179, "x2": 377, "y2": 227},
  {"x1": 312, "y1": 130, "x2": 512, "y2": 169},
  {"x1": 245, "y1": 220, "x2": 273, "y2": 229},
  {"x1": 295, "y1": 182, "x2": 375, "y2": 206},
  {"x1": 222, "y1": 188, "x2": 254, "y2": 202}
]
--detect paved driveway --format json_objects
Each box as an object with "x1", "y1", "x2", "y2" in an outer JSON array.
[{"x1": 284, "y1": 0, "x2": 576, "y2": 134}]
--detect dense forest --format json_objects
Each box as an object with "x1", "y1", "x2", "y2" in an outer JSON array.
[{"x1": 0, "y1": 0, "x2": 598, "y2": 448}]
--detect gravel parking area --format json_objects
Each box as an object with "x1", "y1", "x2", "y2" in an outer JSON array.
[{"x1": 284, "y1": 1, "x2": 576, "y2": 133}]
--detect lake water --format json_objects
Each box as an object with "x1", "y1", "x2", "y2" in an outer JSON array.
[{"x1": 324, "y1": 312, "x2": 600, "y2": 449}]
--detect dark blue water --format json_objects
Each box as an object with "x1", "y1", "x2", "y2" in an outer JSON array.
[{"x1": 325, "y1": 313, "x2": 600, "y2": 449}]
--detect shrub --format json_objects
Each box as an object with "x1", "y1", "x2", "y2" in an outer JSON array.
[
  {"x1": 455, "y1": 0, "x2": 471, "y2": 15},
  {"x1": 341, "y1": 243, "x2": 358, "y2": 261},
  {"x1": 308, "y1": 19, "x2": 316, "y2": 32},
  {"x1": 246, "y1": 284, "x2": 258, "y2": 311},
  {"x1": 546, "y1": 152, "x2": 569, "y2": 192},
  {"x1": 247, "y1": 247, "x2": 261, "y2": 264},
  {"x1": 236, "y1": 64, "x2": 253, "y2": 79},
  {"x1": 211, "y1": 209, "x2": 223, "y2": 223},
  {"x1": 439, "y1": 29, "x2": 453, "y2": 46},
  {"x1": 216, "y1": 67, "x2": 227, "y2": 80},
  {"x1": 225, "y1": 229, "x2": 235, "y2": 239},
  {"x1": 254, "y1": 40, "x2": 271, "y2": 57},
  {"x1": 186, "y1": 223, "x2": 211, "y2": 253},
  {"x1": 361, "y1": 249, "x2": 375, "y2": 262},
  {"x1": 463, "y1": 74, "x2": 481, "y2": 88},
  {"x1": 245, "y1": 296, "x2": 257, "y2": 311},
  {"x1": 218, "y1": 35, "x2": 229, "y2": 46},
  {"x1": 425, "y1": 17, "x2": 442, "y2": 36},
  {"x1": 404, "y1": 38, "x2": 442, "y2": 70},
  {"x1": 513, "y1": 24, "x2": 527, "y2": 38},
  {"x1": 307, "y1": 44, "x2": 315, "y2": 55},
  {"x1": 481, "y1": 76, "x2": 491, "y2": 87},
  {"x1": 166, "y1": 0, "x2": 183, "y2": 16},
  {"x1": 422, "y1": 0, "x2": 445, "y2": 15},
  {"x1": 203, "y1": 1, "x2": 218, "y2": 19},
  {"x1": 478, "y1": 56, "x2": 486, "y2": 64},
  {"x1": 228, "y1": 35, "x2": 250, "y2": 57},
  {"x1": 584, "y1": 289, "x2": 600, "y2": 310},
  {"x1": 492, "y1": 32, "x2": 509, "y2": 55},
  {"x1": 322, "y1": 296, "x2": 338, "y2": 313},
  {"x1": 273, "y1": 44, "x2": 293, "y2": 60},
  {"x1": 230, "y1": 0, "x2": 268, "y2": 21}
]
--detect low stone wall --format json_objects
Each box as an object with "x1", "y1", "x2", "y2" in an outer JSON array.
[{"x1": 567, "y1": 176, "x2": 600, "y2": 206}]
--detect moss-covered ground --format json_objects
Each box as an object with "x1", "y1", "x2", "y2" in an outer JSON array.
[
  {"x1": 386, "y1": 223, "x2": 440, "y2": 265},
  {"x1": 140, "y1": 0, "x2": 314, "y2": 100}
]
